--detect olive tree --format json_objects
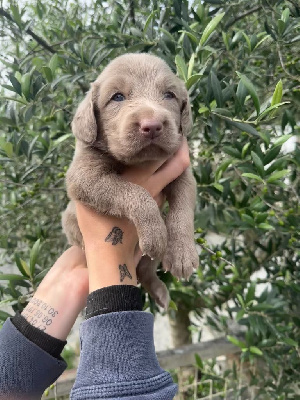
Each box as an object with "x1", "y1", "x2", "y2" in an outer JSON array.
[{"x1": 0, "y1": 0, "x2": 299, "y2": 398}]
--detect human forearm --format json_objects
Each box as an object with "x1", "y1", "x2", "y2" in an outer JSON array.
[
  {"x1": 75, "y1": 206, "x2": 140, "y2": 293},
  {"x1": 21, "y1": 247, "x2": 88, "y2": 341}
]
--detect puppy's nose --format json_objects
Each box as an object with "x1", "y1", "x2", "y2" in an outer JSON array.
[{"x1": 140, "y1": 119, "x2": 163, "y2": 139}]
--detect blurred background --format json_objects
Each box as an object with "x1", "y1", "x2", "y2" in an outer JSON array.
[{"x1": 0, "y1": 0, "x2": 299, "y2": 398}]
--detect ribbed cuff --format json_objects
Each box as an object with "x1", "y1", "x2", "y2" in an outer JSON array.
[
  {"x1": 11, "y1": 313, "x2": 66, "y2": 359},
  {"x1": 86, "y1": 285, "x2": 143, "y2": 319}
]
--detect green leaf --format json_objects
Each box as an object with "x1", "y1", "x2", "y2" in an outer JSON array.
[
  {"x1": 226, "y1": 120, "x2": 259, "y2": 137},
  {"x1": 258, "y1": 223, "x2": 274, "y2": 230},
  {"x1": 8, "y1": 74, "x2": 22, "y2": 96},
  {"x1": 0, "y1": 274, "x2": 27, "y2": 281},
  {"x1": 187, "y1": 53, "x2": 195, "y2": 79},
  {"x1": 179, "y1": 31, "x2": 198, "y2": 44},
  {"x1": 245, "y1": 283, "x2": 255, "y2": 304},
  {"x1": 143, "y1": 11, "x2": 155, "y2": 34},
  {"x1": 263, "y1": 146, "x2": 281, "y2": 165},
  {"x1": 242, "y1": 32, "x2": 252, "y2": 51},
  {"x1": 227, "y1": 335, "x2": 246, "y2": 349},
  {"x1": 30, "y1": 239, "x2": 41, "y2": 277},
  {"x1": 267, "y1": 169, "x2": 289, "y2": 183},
  {"x1": 236, "y1": 72, "x2": 260, "y2": 115},
  {"x1": 282, "y1": 337, "x2": 298, "y2": 347},
  {"x1": 52, "y1": 134, "x2": 72, "y2": 147},
  {"x1": 257, "y1": 102, "x2": 289, "y2": 122},
  {"x1": 242, "y1": 173, "x2": 264, "y2": 183},
  {"x1": 236, "y1": 80, "x2": 247, "y2": 109},
  {"x1": 254, "y1": 35, "x2": 271, "y2": 50},
  {"x1": 249, "y1": 346, "x2": 263, "y2": 355},
  {"x1": 271, "y1": 80, "x2": 283, "y2": 106},
  {"x1": 198, "y1": 106, "x2": 209, "y2": 114},
  {"x1": 159, "y1": 28, "x2": 175, "y2": 42},
  {"x1": 223, "y1": 146, "x2": 241, "y2": 159},
  {"x1": 0, "y1": 310, "x2": 12, "y2": 321},
  {"x1": 175, "y1": 55, "x2": 187, "y2": 80},
  {"x1": 21, "y1": 73, "x2": 31, "y2": 100},
  {"x1": 10, "y1": 4, "x2": 22, "y2": 27},
  {"x1": 42, "y1": 66, "x2": 53, "y2": 83},
  {"x1": 251, "y1": 151, "x2": 265, "y2": 177},
  {"x1": 259, "y1": 131, "x2": 270, "y2": 147},
  {"x1": 222, "y1": 31, "x2": 229, "y2": 50},
  {"x1": 168, "y1": 300, "x2": 178, "y2": 311},
  {"x1": 195, "y1": 354, "x2": 203, "y2": 369},
  {"x1": 21, "y1": 259, "x2": 31, "y2": 277},
  {"x1": 200, "y1": 12, "x2": 225, "y2": 46},
  {"x1": 216, "y1": 159, "x2": 233, "y2": 178},
  {"x1": 213, "y1": 183, "x2": 223, "y2": 192},
  {"x1": 0, "y1": 140, "x2": 13, "y2": 157},
  {"x1": 237, "y1": 294, "x2": 245, "y2": 308},
  {"x1": 272, "y1": 134, "x2": 292, "y2": 148},
  {"x1": 33, "y1": 268, "x2": 51, "y2": 285},
  {"x1": 210, "y1": 71, "x2": 223, "y2": 107},
  {"x1": 236, "y1": 309, "x2": 245, "y2": 321},
  {"x1": 281, "y1": 8, "x2": 290, "y2": 24},
  {"x1": 186, "y1": 74, "x2": 202, "y2": 90},
  {"x1": 242, "y1": 142, "x2": 251, "y2": 158},
  {"x1": 49, "y1": 54, "x2": 59, "y2": 75},
  {"x1": 15, "y1": 254, "x2": 30, "y2": 278}
]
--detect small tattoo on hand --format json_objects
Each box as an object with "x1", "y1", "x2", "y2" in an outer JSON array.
[
  {"x1": 105, "y1": 227, "x2": 123, "y2": 245},
  {"x1": 119, "y1": 264, "x2": 132, "y2": 282}
]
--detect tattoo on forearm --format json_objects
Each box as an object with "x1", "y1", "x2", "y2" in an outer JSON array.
[
  {"x1": 119, "y1": 264, "x2": 132, "y2": 282},
  {"x1": 22, "y1": 298, "x2": 58, "y2": 332},
  {"x1": 105, "y1": 226, "x2": 123, "y2": 245}
]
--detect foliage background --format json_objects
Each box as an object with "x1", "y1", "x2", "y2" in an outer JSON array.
[{"x1": 0, "y1": 0, "x2": 299, "y2": 398}]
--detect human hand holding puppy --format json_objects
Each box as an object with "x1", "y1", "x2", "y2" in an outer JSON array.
[
  {"x1": 76, "y1": 138, "x2": 191, "y2": 293},
  {"x1": 20, "y1": 140, "x2": 190, "y2": 342}
]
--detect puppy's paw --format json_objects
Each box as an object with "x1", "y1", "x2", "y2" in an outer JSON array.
[
  {"x1": 163, "y1": 239, "x2": 199, "y2": 280},
  {"x1": 139, "y1": 221, "x2": 167, "y2": 260},
  {"x1": 150, "y1": 281, "x2": 170, "y2": 310}
]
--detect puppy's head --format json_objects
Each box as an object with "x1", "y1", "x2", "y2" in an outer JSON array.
[{"x1": 72, "y1": 53, "x2": 192, "y2": 164}]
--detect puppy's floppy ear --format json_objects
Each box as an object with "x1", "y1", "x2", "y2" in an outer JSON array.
[
  {"x1": 71, "y1": 83, "x2": 99, "y2": 144},
  {"x1": 180, "y1": 94, "x2": 193, "y2": 137}
]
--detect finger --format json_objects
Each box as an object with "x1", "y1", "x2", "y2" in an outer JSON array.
[{"x1": 148, "y1": 138, "x2": 190, "y2": 193}]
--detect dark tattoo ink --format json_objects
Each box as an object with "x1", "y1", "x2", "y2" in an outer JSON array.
[
  {"x1": 105, "y1": 226, "x2": 124, "y2": 245},
  {"x1": 119, "y1": 264, "x2": 132, "y2": 282},
  {"x1": 22, "y1": 298, "x2": 58, "y2": 332}
]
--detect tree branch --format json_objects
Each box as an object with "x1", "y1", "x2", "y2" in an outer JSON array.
[
  {"x1": 0, "y1": 7, "x2": 55, "y2": 54},
  {"x1": 129, "y1": 0, "x2": 135, "y2": 24},
  {"x1": 277, "y1": 43, "x2": 300, "y2": 82},
  {"x1": 225, "y1": 6, "x2": 262, "y2": 30}
]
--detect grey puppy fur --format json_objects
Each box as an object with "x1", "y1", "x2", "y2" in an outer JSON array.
[{"x1": 62, "y1": 53, "x2": 198, "y2": 308}]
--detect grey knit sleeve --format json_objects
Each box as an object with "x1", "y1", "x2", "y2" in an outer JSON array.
[
  {"x1": 0, "y1": 318, "x2": 66, "y2": 399},
  {"x1": 71, "y1": 311, "x2": 177, "y2": 400}
]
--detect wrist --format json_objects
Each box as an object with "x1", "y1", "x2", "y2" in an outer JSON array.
[
  {"x1": 81, "y1": 215, "x2": 140, "y2": 292},
  {"x1": 85, "y1": 243, "x2": 138, "y2": 292},
  {"x1": 21, "y1": 282, "x2": 85, "y2": 340}
]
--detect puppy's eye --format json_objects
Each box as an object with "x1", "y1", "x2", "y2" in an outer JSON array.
[
  {"x1": 111, "y1": 93, "x2": 125, "y2": 102},
  {"x1": 163, "y1": 91, "x2": 176, "y2": 100}
]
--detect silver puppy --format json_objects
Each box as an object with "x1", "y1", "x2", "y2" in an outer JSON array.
[{"x1": 62, "y1": 53, "x2": 198, "y2": 308}]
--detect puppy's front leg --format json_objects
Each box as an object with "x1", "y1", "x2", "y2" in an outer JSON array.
[
  {"x1": 67, "y1": 171, "x2": 167, "y2": 260},
  {"x1": 162, "y1": 167, "x2": 199, "y2": 279}
]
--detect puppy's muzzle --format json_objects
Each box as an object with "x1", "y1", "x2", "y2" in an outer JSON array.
[{"x1": 139, "y1": 119, "x2": 163, "y2": 139}]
